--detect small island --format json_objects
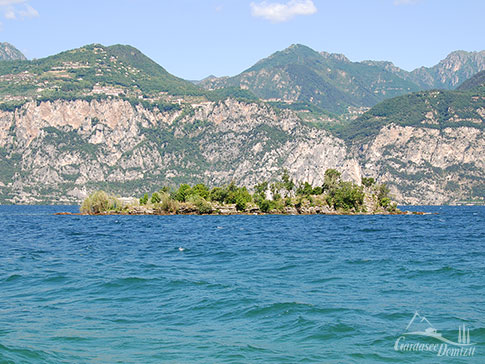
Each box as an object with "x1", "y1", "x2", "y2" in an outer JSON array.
[{"x1": 76, "y1": 169, "x2": 421, "y2": 216}]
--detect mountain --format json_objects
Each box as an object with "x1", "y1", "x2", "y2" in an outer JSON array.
[
  {"x1": 200, "y1": 45, "x2": 485, "y2": 115},
  {"x1": 0, "y1": 42, "x2": 26, "y2": 61},
  {"x1": 409, "y1": 50, "x2": 485, "y2": 89},
  {"x1": 0, "y1": 44, "x2": 483, "y2": 205},
  {"x1": 0, "y1": 43, "x2": 203, "y2": 108},
  {"x1": 335, "y1": 73, "x2": 485, "y2": 203},
  {"x1": 200, "y1": 44, "x2": 420, "y2": 114},
  {"x1": 457, "y1": 70, "x2": 485, "y2": 91},
  {"x1": 0, "y1": 94, "x2": 482, "y2": 205}
]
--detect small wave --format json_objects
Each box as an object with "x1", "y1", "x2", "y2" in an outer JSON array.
[
  {"x1": 100, "y1": 276, "x2": 157, "y2": 290},
  {"x1": 244, "y1": 302, "x2": 313, "y2": 318},
  {"x1": 406, "y1": 266, "x2": 467, "y2": 278},
  {"x1": 0, "y1": 343, "x2": 50, "y2": 362},
  {"x1": 44, "y1": 275, "x2": 69, "y2": 283},
  {"x1": 4, "y1": 274, "x2": 22, "y2": 282}
]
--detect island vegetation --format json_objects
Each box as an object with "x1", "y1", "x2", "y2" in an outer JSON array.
[{"x1": 80, "y1": 169, "x2": 402, "y2": 215}]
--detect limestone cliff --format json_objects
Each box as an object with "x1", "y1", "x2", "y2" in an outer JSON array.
[{"x1": 0, "y1": 98, "x2": 482, "y2": 205}]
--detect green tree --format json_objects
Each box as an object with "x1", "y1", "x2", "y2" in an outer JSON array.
[
  {"x1": 323, "y1": 169, "x2": 341, "y2": 193},
  {"x1": 151, "y1": 192, "x2": 161, "y2": 204},
  {"x1": 296, "y1": 182, "x2": 313, "y2": 196},
  {"x1": 210, "y1": 187, "x2": 227, "y2": 203},
  {"x1": 191, "y1": 183, "x2": 210, "y2": 199},
  {"x1": 331, "y1": 182, "x2": 364, "y2": 211},
  {"x1": 234, "y1": 187, "x2": 252, "y2": 211},
  {"x1": 140, "y1": 193, "x2": 149, "y2": 205},
  {"x1": 377, "y1": 183, "x2": 391, "y2": 208},
  {"x1": 281, "y1": 169, "x2": 295, "y2": 196},
  {"x1": 361, "y1": 177, "x2": 375, "y2": 188},
  {"x1": 175, "y1": 184, "x2": 192, "y2": 202}
]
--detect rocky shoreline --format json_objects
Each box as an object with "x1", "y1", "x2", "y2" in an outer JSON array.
[{"x1": 57, "y1": 203, "x2": 428, "y2": 216}]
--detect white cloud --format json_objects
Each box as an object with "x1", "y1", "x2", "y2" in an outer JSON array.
[
  {"x1": 1, "y1": 0, "x2": 38, "y2": 20},
  {"x1": 4, "y1": 7, "x2": 15, "y2": 19},
  {"x1": 250, "y1": 0, "x2": 317, "y2": 23},
  {"x1": 0, "y1": 0, "x2": 25, "y2": 5},
  {"x1": 18, "y1": 4, "x2": 37, "y2": 18}
]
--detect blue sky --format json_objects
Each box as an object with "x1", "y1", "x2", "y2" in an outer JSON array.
[{"x1": 1, "y1": 0, "x2": 484, "y2": 80}]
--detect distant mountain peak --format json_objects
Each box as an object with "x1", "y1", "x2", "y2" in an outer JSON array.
[
  {"x1": 0, "y1": 42, "x2": 27, "y2": 61},
  {"x1": 320, "y1": 51, "x2": 350, "y2": 63}
]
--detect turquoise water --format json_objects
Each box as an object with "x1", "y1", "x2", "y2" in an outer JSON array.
[{"x1": 0, "y1": 206, "x2": 484, "y2": 363}]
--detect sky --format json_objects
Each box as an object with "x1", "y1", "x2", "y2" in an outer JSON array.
[{"x1": 1, "y1": 0, "x2": 484, "y2": 80}]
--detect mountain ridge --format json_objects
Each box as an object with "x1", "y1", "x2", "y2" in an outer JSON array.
[
  {"x1": 0, "y1": 42, "x2": 26, "y2": 61},
  {"x1": 200, "y1": 45, "x2": 485, "y2": 114}
]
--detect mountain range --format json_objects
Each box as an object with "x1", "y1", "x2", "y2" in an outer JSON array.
[
  {"x1": 0, "y1": 42, "x2": 483, "y2": 204},
  {"x1": 200, "y1": 44, "x2": 485, "y2": 114}
]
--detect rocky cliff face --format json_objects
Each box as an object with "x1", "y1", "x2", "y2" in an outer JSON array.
[
  {"x1": 0, "y1": 42, "x2": 26, "y2": 61},
  {"x1": 357, "y1": 125, "x2": 485, "y2": 204},
  {"x1": 0, "y1": 99, "x2": 482, "y2": 204},
  {"x1": 0, "y1": 99, "x2": 359, "y2": 203},
  {"x1": 410, "y1": 51, "x2": 485, "y2": 89}
]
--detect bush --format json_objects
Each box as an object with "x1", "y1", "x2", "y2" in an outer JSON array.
[
  {"x1": 157, "y1": 193, "x2": 179, "y2": 213},
  {"x1": 210, "y1": 187, "x2": 227, "y2": 203},
  {"x1": 234, "y1": 187, "x2": 252, "y2": 211},
  {"x1": 186, "y1": 195, "x2": 213, "y2": 214},
  {"x1": 312, "y1": 186, "x2": 323, "y2": 195},
  {"x1": 191, "y1": 183, "x2": 210, "y2": 199},
  {"x1": 377, "y1": 183, "x2": 391, "y2": 208},
  {"x1": 361, "y1": 177, "x2": 375, "y2": 187},
  {"x1": 175, "y1": 184, "x2": 192, "y2": 202},
  {"x1": 81, "y1": 190, "x2": 121, "y2": 214},
  {"x1": 140, "y1": 193, "x2": 149, "y2": 205},
  {"x1": 258, "y1": 199, "x2": 272, "y2": 213},
  {"x1": 331, "y1": 182, "x2": 365, "y2": 211},
  {"x1": 323, "y1": 169, "x2": 341, "y2": 193},
  {"x1": 296, "y1": 182, "x2": 313, "y2": 196},
  {"x1": 151, "y1": 192, "x2": 161, "y2": 204}
]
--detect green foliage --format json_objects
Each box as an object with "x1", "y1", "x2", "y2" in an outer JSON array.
[
  {"x1": 139, "y1": 193, "x2": 149, "y2": 205},
  {"x1": 150, "y1": 192, "x2": 161, "y2": 204},
  {"x1": 281, "y1": 169, "x2": 295, "y2": 194},
  {"x1": 257, "y1": 199, "x2": 273, "y2": 213},
  {"x1": 207, "y1": 44, "x2": 422, "y2": 114},
  {"x1": 186, "y1": 195, "x2": 213, "y2": 214},
  {"x1": 156, "y1": 192, "x2": 179, "y2": 213},
  {"x1": 361, "y1": 177, "x2": 375, "y2": 187},
  {"x1": 457, "y1": 71, "x2": 485, "y2": 91},
  {"x1": 209, "y1": 187, "x2": 228, "y2": 203},
  {"x1": 312, "y1": 186, "x2": 323, "y2": 195},
  {"x1": 323, "y1": 169, "x2": 341, "y2": 194},
  {"x1": 377, "y1": 183, "x2": 391, "y2": 208},
  {"x1": 335, "y1": 87, "x2": 485, "y2": 143},
  {"x1": 254, "y1": 181, "x2": 269, "y2": 200},
  {"x1": 175, "y1": 184, "x2": 192, "y2": 202},
  {"x1": 296, "y1": 182, "x2": 314, "y2": 196},
  {"x1": 330, "y1": 182, "x2": 365, "y2": 211},
  {"x1": 234, "y1": 187, "x2": 252, "y2": 211},
  {"x1": 191, "y1": 183, "x2": 210, "y2": 199},
  {"x1": 81, "y1": 190, "x2": 121, "y2": 214},
  {"x1": 205, "y1": 87, "x2": 259, "y2": 103}
]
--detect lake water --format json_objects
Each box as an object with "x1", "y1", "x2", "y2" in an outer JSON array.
[{"x1": 0, "y1": 206, "x2": 484, "y2": 363}]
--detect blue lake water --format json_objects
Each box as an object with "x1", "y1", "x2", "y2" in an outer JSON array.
[{"x1": 0, "y1": 205, "x2": 484, "y2": 363}]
